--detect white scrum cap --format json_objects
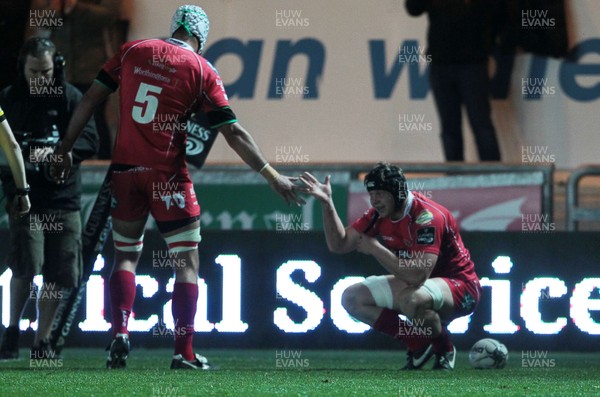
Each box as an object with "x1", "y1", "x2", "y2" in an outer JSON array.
[{"x1": 170, "y1": 5, "x2": 210, "y2": 53}]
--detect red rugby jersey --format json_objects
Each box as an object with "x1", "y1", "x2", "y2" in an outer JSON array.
[
  {"x1": 351, "y1": 192, "x2": 478, "y2": 282},
  {"x1": 98, "y1": 38, "x2": 235, "y2": 172}
]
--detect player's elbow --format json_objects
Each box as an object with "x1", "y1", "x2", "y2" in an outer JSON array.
[
  {"x1": 220, "y1": 122, "x2": 245, "y2": 141},
  {"x1": 327, "y1": 238, "x2": 354, "y2": 254},
  {"x1": 327, "y1": 242, "x2": 345, "y2": 254},
  {"x1": 4, "y1": 138, "x2": 20, "y2": 152}
]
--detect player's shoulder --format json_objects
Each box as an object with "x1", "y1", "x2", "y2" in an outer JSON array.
[
  {"x1": 351, "y1": 207, "x2": 378, "y2": 231},
  {"x1": 197, "y1": 56, "x2": 221, "y2": 76},
  {"x1": 130, "y1": 38, "x2": 191, "y2": 55},
  {"x1": 360, "y1": 206, "x2": 378, "y2": 220},
  {"x1": 410, "y1": 192, "x2": 449, "y2": 226},
  {"x1": 120, "y1": 38, "x2": 156, "y2": 51}
]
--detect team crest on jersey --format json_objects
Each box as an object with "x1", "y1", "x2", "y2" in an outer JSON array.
[
  {"x1": 416, "y1": 227, "x2": 435, "y2": 245},
  {"x1": 415, "y1": 209, "x2": 433, "y2": 225}
]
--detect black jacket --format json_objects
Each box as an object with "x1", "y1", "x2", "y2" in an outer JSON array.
[
  {"x1": 0, "y1": 81, "x2": 98, "y2": 211},
  {"x1": 405, "y1": 0, "x2": 502, "y2": 64}
]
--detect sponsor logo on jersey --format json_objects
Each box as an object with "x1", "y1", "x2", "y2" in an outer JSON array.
[
  {"x1": 415, "y1": 209, "x2": 433, "y2": 225},
  {"x1": 416, "y1": 227, "x2": 435, "y2": 245}
]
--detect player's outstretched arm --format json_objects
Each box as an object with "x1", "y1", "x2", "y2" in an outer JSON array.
[
  {"x1": 52, "y1": 82, "x2": 112, "y2": 182},
  {"x1": 0, "y1": 118, "x2": 31, "y2": 217},
  {"x1": 219, "y1": 122, "x2": 305, "y2": 206},
  {"x1": 300, "y1": 172, "x2": 359, "y2": 253}
]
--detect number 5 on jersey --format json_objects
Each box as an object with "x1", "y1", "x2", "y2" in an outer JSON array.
[{"x1": 132, "y1": 82, "x2": 163, "y2": 124}]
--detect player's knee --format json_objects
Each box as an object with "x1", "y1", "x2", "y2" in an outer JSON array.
[
  {"x1": 421, "y1": 279, "x2": 445, "y2": 311},
  {"x1": 403, "y1": 293, "x2": 428, "y2": 319},
  {"x1": 164, "y1": 227, "x2": 201, "y2": 254},
  {"x1": 341, "y1": 285, "x2": 362, "y2": 316},
  {"x1": 113, "y1": 230, "x2": 144, "y2": 252}
]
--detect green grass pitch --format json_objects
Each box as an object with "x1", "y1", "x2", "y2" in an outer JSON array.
[{"x1": 1, "y1": 349, "x2": 599, "y2": 396}]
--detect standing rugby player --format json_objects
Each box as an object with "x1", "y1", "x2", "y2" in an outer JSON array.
[
  {"x1": 300, "y1": 163, "x2": 481, "y2": 370},
  {"x1": 52, "y1": 5, "x2": 303, "y2": 370}
]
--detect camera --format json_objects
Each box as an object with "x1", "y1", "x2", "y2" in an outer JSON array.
[{"x1": 0, "y1": 126, "x2": 60, "y2": 177}]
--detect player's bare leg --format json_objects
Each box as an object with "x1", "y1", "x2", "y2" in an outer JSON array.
[
  {"x1": 389, "y1": 277, "x2": 457, "y2": 370},
  {"x1": 106, "y1": 216, "x2": 147, "y2": 369},
  {"x1": 342, "y1": 276, "x2": 456, "y2": 370},
  {"x1": 388, "y1": 277, "x2": 455, "y2": 337},
  {"x1": 112, "y1": 216, "x2": 148, "y2": 273},
  {"x1": 162, "y1": 221, "x2": 200, "y2": 283},
  {"x1": 342, "y1": 278, "x2": 434, "y2": 369},
  {"x1": 341, "y1": 283, "x2": 384, "y2": 325},
  {"x1": 159, "y1": 220, "x2": 210, "y2": 370}
]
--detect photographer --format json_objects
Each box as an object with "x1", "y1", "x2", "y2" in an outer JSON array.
[{"x1": 0, "y1": 37, "x2": 98, "y2": 359}]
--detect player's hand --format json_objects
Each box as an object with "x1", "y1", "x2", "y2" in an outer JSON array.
[
  {"x1": 10, "y1": 195, "x2": 31, "y2": 219},
  {"x1": 269, "y1": 174, "x2": 306, "y2": 206},
  {"x1": 50, "y1": 143, "x2": 73, "y2": 184},
  {"x1": 299, "y1": 172, "x2": 332, "y2": 204}
]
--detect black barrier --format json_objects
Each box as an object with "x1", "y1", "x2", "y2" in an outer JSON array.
[{"x1": 1, "y1": 231, "x2": 599, "y2": 351}]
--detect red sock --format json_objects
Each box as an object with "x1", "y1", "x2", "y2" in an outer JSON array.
[
  {"x1": 373, "y1": 308, "x2": 401, "y2": 337},
  {"x1": 172, "y1": 282, "x2": 198, "y2": 361},
  {"x1": 373, "y1": 309, "x2": 430, "y2": 351},
  {"x1": 109, "y1": 270, "x2": 136, "y2": 337},
  {"x1": 432, "y1": 326, "x2": 453, "y2": 353}
]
